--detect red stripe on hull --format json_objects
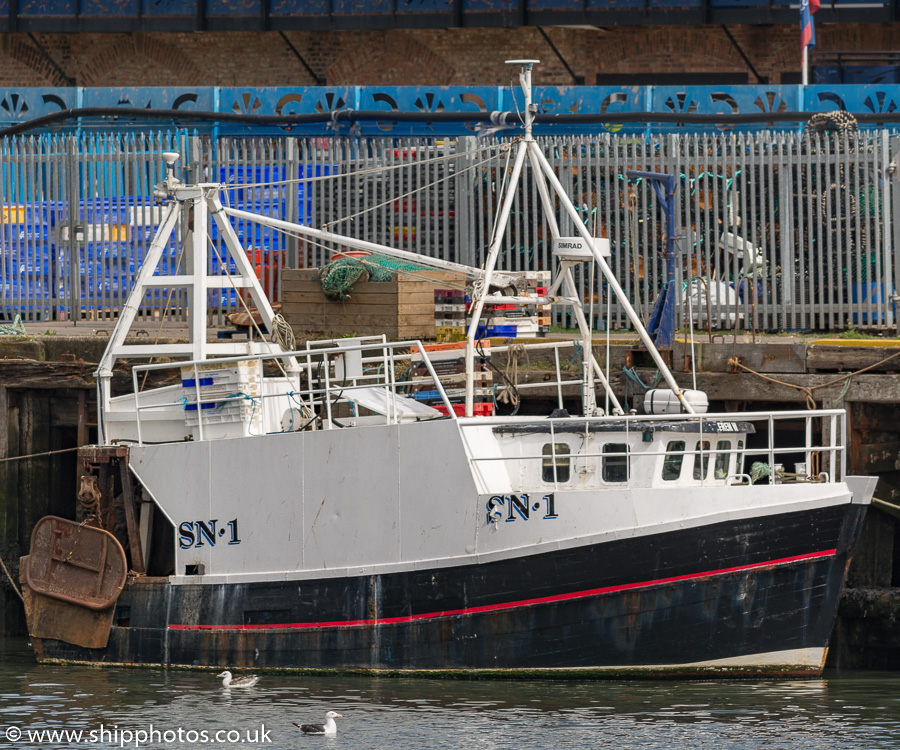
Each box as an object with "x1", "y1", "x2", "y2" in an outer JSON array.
[{"x1": 169, "y1": 548, "x2": 836, "y2": 632}]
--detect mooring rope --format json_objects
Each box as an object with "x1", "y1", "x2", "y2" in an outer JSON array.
[
  {"x1": 0, "y1": 314, "x2": 25, "y2": 336},
  {"x1": 0, "y1": 446, "x2": 80, "y2": 464},
  {"x1": 0, "y1": 552, "x2": 24, "y2": 603},
  {"x1": 496, "y1": 343, "x2": 528, "y2": 408},
  {"x1": 728, "y1": 347, "x2": 900, "y2": 409}
]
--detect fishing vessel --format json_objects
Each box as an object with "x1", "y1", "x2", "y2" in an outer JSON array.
[{"x1": 21, "y1": 61, "x2": 874, "y2": 678}]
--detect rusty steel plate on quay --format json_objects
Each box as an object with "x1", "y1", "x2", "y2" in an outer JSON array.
[{"x1": 26, "y1": 516, "x2": 127, "y2": 611}]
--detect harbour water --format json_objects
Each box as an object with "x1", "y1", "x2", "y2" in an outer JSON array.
[{"x1": 1, "y1": 638, "x2": 899, "y2": 749}]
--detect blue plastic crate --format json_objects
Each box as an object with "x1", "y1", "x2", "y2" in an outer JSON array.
[
  {"x1": 476, "y1": 325, "x2": 518, "y2": 337},
  {"x1": 851, "y1": 282, "x2": 897, "y2": 325}
]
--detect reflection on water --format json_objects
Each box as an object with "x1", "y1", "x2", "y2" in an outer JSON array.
[{"x1": 1, "y1": 638, "x2": 899, "y2": 749}]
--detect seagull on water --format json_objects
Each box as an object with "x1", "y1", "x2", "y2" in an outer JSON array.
[
  {"x1": 216, "y1": 670, "x2": 259, "y2": 688},
  {"x1": 294, "y1": 711, "x2": 343, "y2": 735}
]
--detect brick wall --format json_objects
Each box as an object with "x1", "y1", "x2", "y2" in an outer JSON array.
[{"x1": 0, "y1": 24, "x2": 894, "y2": 87}]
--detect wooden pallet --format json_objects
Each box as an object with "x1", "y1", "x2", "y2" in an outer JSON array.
[{"x1": 282, "y1": 268, "x2": 457, "y2": 340}]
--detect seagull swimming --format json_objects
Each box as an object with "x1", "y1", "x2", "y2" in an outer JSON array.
[
  {"x1": 294, "y1": 711, "x2": 343, "y2": 735},
  {"x1": 216, "y1": 670, "x2": 259, "y2": 688}
]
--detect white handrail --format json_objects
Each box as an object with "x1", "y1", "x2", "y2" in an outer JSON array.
[
  {"x1": 460, "y1": 409, "x2": 846, "y2": 488},
  {"x1": 126, "y1": 339, "x2": 459, "y2": 441}
]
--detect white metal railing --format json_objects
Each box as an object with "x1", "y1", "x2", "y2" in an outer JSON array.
[
  {"x1": 127, "y1": 339, "x2": 458, "y2": 444},
  {"x1": 123, "y1": 341, "x2": 847, "y2": 492},
  {"x1": 486, "y1": 339, "x2": 614, "y2": 411},
  {"x1": 460, "y1": 408, "x2": 847, "y2": 490},
  {"x1": 125, "y1": 337, "x2": 611, "y2": 444}
]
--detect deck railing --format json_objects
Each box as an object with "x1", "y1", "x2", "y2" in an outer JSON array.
[
  {"x1": 461, "y1": 409, "x2": 847, "y2": 492},
  {"x1": 127, "y1": 338, "x2": 462, "y2": 443},
  {"x1": 123, "y1": 341, "x2": 846, "y2": 493}
]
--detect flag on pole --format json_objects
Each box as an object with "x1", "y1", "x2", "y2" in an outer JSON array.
[{"x1": 801, "y1": 0, "x2": 821, "y2": 51}]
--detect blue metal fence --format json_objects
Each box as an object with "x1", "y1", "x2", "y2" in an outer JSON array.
[{"x1": 5, "y1": 84, "x2": 900, "y2": 137}]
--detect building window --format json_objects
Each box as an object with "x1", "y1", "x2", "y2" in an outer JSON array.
[
  {"x1": 663, "y1": 440, "x2": 686, "y2": 481},
  {"x1": 603, "y1": 443, "x2": 629, "y2": 483},
  {"x1": 542, "y1": 443, "x2": 570, "y2": 483},
  {"x1": 693, "y1": 441, "x2": 712, "y2": 480}
]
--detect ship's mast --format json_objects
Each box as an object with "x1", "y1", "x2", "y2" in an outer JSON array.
[
  {"x1": 93, "y1": 153, "x2": 287, "y2": 444},
  {"x1": 463, "y1": 60, "x2": 694, "y2": 416}
]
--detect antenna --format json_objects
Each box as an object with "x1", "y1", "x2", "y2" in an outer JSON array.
[
  {"x1": 505, "y1": 59, "x2": 540, "y2": 136},
  {"x1": 156, "y1": 151, "x2": 182, "y2": 199}
]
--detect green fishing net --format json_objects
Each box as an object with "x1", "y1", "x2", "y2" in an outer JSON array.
[
  {"x1": 749, "y1": 461, "x2": 770, "y2": 483},
  {"x1": 318, "y1": 256, "x2": 432, "y2": 300},
  {"x1": 319, "y1": 258, "x2": 370, "y2": 300}
]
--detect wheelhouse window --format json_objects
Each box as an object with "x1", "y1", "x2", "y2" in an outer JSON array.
[
  {"x1": 693, "y1": 441, "x2": 712, "y2": 480},
  {"x1": 542, "y1": 443, "x2": 571, "y2": 483},
  {"x1": 714, "y1": 440, "x2": 731, "y2": 479},
  {"x1": 662, "y1": 440, "x2": 686, "y2": 481},
  {"x1": 602, "y1": 443, "x2": 630, "y2": 483}
]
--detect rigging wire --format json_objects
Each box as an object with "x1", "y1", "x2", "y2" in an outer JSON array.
[
  {"x1": 139, "y1": 216, "x2": 190, "y2": 392},
  {"x1": 226, "y1": 141, "x2": 500, "y2": 191},
  {"x1": 238, "y1": 147, "x2": 500, "y2": 294},
  {"x1": 483, "y1": 141, "x2": 516, "y2": 271},
  {"x1": 323, "y1": 150, "x2": 499, "y2": 230},
  {"x1": 204, "y1": 218, "x2": 313, "y2": 420}
]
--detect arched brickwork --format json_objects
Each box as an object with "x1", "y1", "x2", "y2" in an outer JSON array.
[
  {"x1": 326, "y1": 32, "x2": 454, "y2": 85},
  {"x1": 79, "y1": 34, "x2": 201, "y2": 87},
  {"x1": 0, "y1": 36, "x2": 70, "y2": 86},
  {"x1": 590, "y1": 27, "x2": 753, "y2": 82},
  {"x1": 1, "y1": 24, "x2": 899, "y2": 88}
]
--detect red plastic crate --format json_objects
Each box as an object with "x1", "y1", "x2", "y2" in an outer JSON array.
[{"x1": 434, "y1": 402, "x2": 494, "y2": 417}]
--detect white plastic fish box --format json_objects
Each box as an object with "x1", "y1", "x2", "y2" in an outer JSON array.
[
  {"x1": 184, "y1": 398, "x2": 260, "y2": 423},
  {"x1": 643, "y1": 388, "x2": 709, "y2": 415},
  {"x1": 180, "y1": 361, "x2": 262, "y2": 402},
  {"x1": 184, "y1": 399, "x2": 263, "y2": 441}
]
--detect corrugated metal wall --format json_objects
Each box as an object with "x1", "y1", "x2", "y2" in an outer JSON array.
[{"x1": 1, "y1": 131, "x2": 895, "y2": 333}]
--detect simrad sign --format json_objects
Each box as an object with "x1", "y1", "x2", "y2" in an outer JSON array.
[{"x1": 551, "y1": 237, "x2": 611, "y2": 259}]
